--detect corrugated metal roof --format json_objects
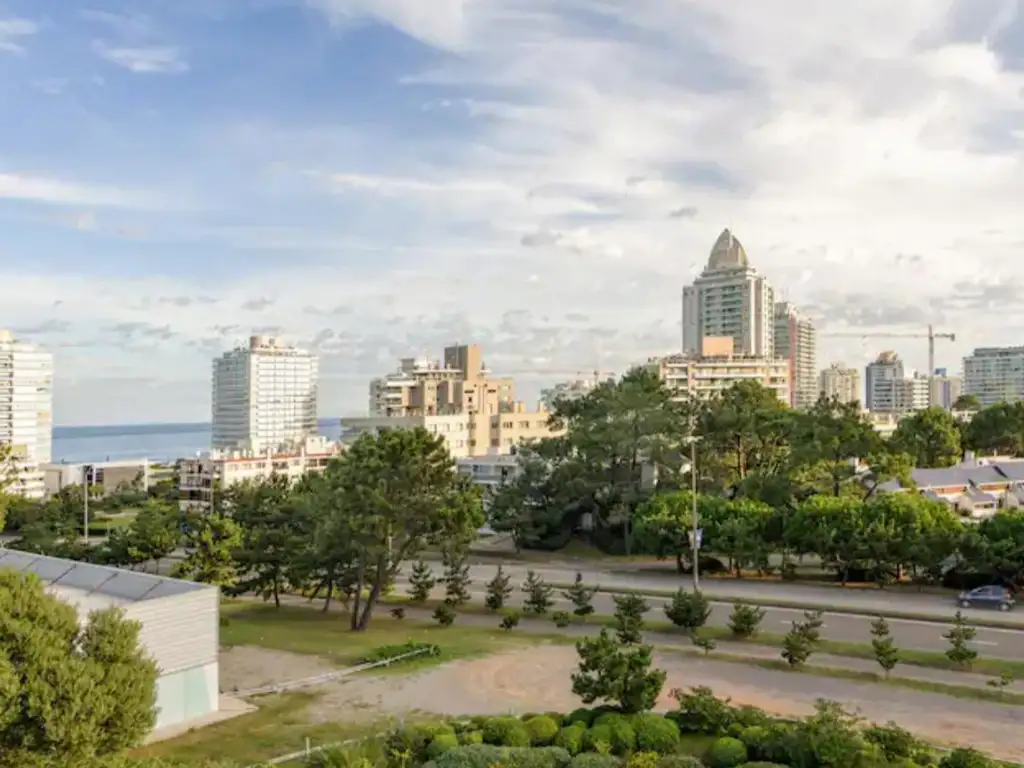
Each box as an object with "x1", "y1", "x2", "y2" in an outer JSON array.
[
  {"x1": 994, "y1": 463, "x2": 1024, "y2": 482},
  {"x1": 911, "y1": 466, "x2": 1006, "y2": 487},
  {"x1": 965, "y1": 487, "x2": 997, "y2": 503},
  {"x1": 0, "y1": 549, "x2": 211, "y2": 603}
]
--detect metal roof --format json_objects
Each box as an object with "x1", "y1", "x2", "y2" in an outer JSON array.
[
  {"x1": 0, "y1": 549, "x2": 210, "y2": 604},
  {"x1": 994, "y1": 462, "x2": 1024, "y2": 482}
]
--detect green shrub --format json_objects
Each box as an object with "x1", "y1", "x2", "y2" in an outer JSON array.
[
  {"x1": 737, "y1": 727, "x2": 768, "y2": 760},
  {"x1": 388, "y1": 722, "x2": 455, "y2": 760},
  {"x1": 739, "y1": 763, "x2": 788, "y2": 768},
  {"x1": 522, "y1": 713, "x2": 541, "y2": 721},
  {"x1": 564, "y1": 708, "x2": 596, "y2": 728},
  {"x1": 607, "y1": 721, "x2": 637, "y2": 756},
  {"x1": 658, "y1": 757, "x2": 704, "y2": 768},
  {"x1": 361, "y1": 640, "x2": 439, "y2": 664},
  {"x1": 939, "y1": 748, "x2": 997, "y2": 768},
  {"x1": 671, "y1": 687, "x2": 734, "y2": 735},
  {"x1": 754, "y1": 723, "x2": 793, "y2": 765},
  {"x1": 459, "y1": 731, "x2": 483, "y2": 746},
  {"x1": 482, "y1": 716, "x2": 531, "y2": 747},
  {"x1": 731, "y1": 707, "x2": 770, "y2": 729},
  {"x1": 633, "y1": 714, "x2": 680, "y2": 754},
  {"x1": 435, "y1": 744, "x2": 507, "y2": 768},
  {"x1": 427, "y1": 733, "x2": 461, "y2": 758},
  {"x1": 507, "y1": 746, "x2": 573, "y2": 768},
  {"x1": 593, "y1": 712, "x2": 629, "y2": 728},
  {"x1": 864, "y1": 723, "x2": 921, "y2": 762},
  {"x1": 628, "y1": 751, "x2": 662, "y2": 768},
  {"x1": 705, "y1": 737, "x2": 748, "y2": 768},
  {"x1": 526, "y1": 716, "x2": 562, "y2": 746},
  {"x1": 583, "y1": 724, "x2": 614, "y2": 754},
  {"x1": 571, "y1": 755, "x2": 620, "y2": 768},
  {"x1": 554, "y1": 724, "x2": 587, "y2": 756}
]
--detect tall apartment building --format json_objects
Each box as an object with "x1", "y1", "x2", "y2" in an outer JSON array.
[
  {"x1": 649, "y1": 336, "x2": 789, "y2": 404},
  {"x1": 819, "y1": 363, "x2": 861, "y2": 405},
  {"x1": 682, "y1": 229, "x2": 775, "y2": 358},
  {"x1": 211, "y1": 335, "x2": 319, "y2": 453},
  {"x1": 368, "y1": 344, "x2": 514, "y2": 417},
  {"x1": 864, "y1": 351, "x2": 929, "y2": 413},
  {"x1": 931, "y1": 368, "x2": 963, "y2": 410},
  {"x1": 963, "y1": 347, "x2": 1024, "y2": 407},
  {"x1": 773, "y1": 302, "x2": 817, "y2": 409},
  {"x1": 539, "y1": 377, "x2": 611, "y2": 410},
  {"x1": 0, "y1": 330, "x2": 53, "y2": 498}
]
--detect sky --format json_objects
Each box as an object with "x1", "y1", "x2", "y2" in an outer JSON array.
[{"x1": 2, "y1": 0, "x2": 1024, "y2": 426}]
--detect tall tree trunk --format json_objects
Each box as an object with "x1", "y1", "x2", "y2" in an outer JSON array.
[
  {"x1": 273, "y1": 575, "x2": 281, "y2": 608},
  {"x1": 675, "y1": 552, "x2": 685, "y2": 574},
  {"x1": 356, "y1": 556, "x2": 388, "y2": 630},
  {"x1": 322, "y1": 574, "x2": 335, "y2": 613},
  {"x1": 350, "y1": 558, "x2": 366, "y2": 631}
]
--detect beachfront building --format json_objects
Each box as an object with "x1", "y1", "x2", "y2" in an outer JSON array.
[{"x1": 0, "y1": 329, "x2": 54, "y2": 498}]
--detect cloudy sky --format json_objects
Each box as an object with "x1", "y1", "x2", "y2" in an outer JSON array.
[{"x1": 2, "y1": 0, "x2": 1024, "y2": 426}]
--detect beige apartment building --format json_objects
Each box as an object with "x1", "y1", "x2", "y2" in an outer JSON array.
[
  {"x1": 649, "y1": 336, "x2": 789, "y2": 403},
  {"x1": 353, "y1": 343, "x2": 561, "y2": 458},
  {"x1": 819, "y1": 363, "x2": 861, "y2": 405},
  {"x1": 773, "y1": 302, "x2": 817, "y2": 409}
]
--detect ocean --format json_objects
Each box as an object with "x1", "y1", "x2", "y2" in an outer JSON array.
[{"x1": 51, "y1": 419, "x2": 344, "y2": 464}]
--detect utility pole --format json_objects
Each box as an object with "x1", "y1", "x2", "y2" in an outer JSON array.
[
  {"x1": 82, "y1": 463, "x2": 91, "y2": 544},
  {"x1": 690, "y1": 438, "x2": 699, "y2": 591}
]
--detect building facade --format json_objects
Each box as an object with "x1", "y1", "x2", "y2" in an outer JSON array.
[
  {"x1": 42, "y1": 458, "x2": 154, "y2": 498},
  {"x1": 865, "y1": 351, "x2": 905, "y2": 412},
  {"x1": 0, "y1": 329, "x2": 53, "y2": 498},
  {"x1": 539, "y1": 378, "x2": 609, "y2": 410},
  {"x1": 178, "y1": 435, "x2": 339, "y2": 511},
  {"x1": 963, "y1": 347, "x2": 1024, "y2": 407},
  {"x1": 819, "y1": 363, "x2": 861, "y2": 405},
  {"x1": 931, "y1": 369, "x2": 963, "y2": 410},
  {"x1": 649, "y1": 336, "x2": 789, "y2": 403},
  {"x1": 211, "y1": 335, "x2": 319, "y2": 453},
  {"x1": 773, "y1": 302, "x2": 817, "y2": 409},
  {"x1": 682, "y1": 229, "x2": 775, "y2": 359}
]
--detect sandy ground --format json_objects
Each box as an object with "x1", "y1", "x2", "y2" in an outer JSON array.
[{"x1": 220, "y1": 645, "x2": 1024, "y2": 761}]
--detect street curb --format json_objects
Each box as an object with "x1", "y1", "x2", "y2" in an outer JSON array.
[{"x1": 546, "y1": 582, "x2": 1024, "y2": 631}]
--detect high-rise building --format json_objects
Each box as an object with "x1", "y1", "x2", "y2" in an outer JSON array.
[
  {"x1": 211, "y1": 335, "x2": 319, "y2": 453},
  {"x1": 865, "y1": 351, "x2": 905, "y2": 412},
  {"x1": 931, "y1": 369, "x2": 963, "y2": 410},
  {"x1": 0, "y1": 329, "x2": 53, "y2": 498},
  {"x1": 682, "y1": 229, "x2": 775, "y2": 358},
  {"x1": 819, "y1": 363, "x2": 861, "y2": 406},
  {"x1": 649, "y1": 336, "x2": 790, "y2": 404},
  {"x1": 963, "y1": 347, "x2": 1024, "y2": 407},
  {"x1": 773, "y1": 302, "x2": 817, "y2": 409}
]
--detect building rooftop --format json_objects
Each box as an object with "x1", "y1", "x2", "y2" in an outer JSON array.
[
  {"x1": 706, "y1": 228, "x2": 749, "y2": 270},
  {"x1": 0, "y1": 549, "x2": 209, "y2": 614}
]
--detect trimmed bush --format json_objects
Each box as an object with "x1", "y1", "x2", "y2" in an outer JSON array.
[
  {"x1": 706, "y1": 737, "x2": 748, "y2": 768},
  {"x1": 732, "y1": 707, "x2": 770, "y2": 729},
  {"x1": 658, "y1": 757, "x2": 704, "y2": 768},
  {"x1": 864, "y1": 723, "x2": 921, "y2": 762},
  {"x1": 435, "y1": 745, "x2": 570, "y2": 768},
  {"x1": 427, "y1": 733, "x2": 460, "y2": 758},
  {"x1": 482, "y1": 716, "x2": 531, "y2": 747},
  {"x1": 671, "y1": 687, "x2": 735, "y2": 735},
  {"x1": 571, "y1": 755, "x2": 621, "y2": 768},
  {"x1": 388, "y1": 722, "x2": 455, "y2": 760},
  {"x1": 593, "y1": 712, "x2": 629, "y2": 728},
  {"x1": 634, "y1": 714, "x2": 680, "y2": 754},
  {"x1": 526, "y1": 715, "x2": 561, "y2": 746},
  {"x1": 739, "y1": 763, "x2": 789, "y2": 768},
  {"x1": 459, "y1": 731, "x2": 483, "y2": 746},
  {"x1": 508, "y1": 746, "x2": 573, "y2": 768},
  {"x1": 583, "y1": 724, "x2": 614, "y2": 753},
  {"x1": 607, "y1": 721, "x2": 637, "y2": 756},
  {"x1": 555, "y1": 724, "x2": 587, "y2": 756},
  {"x1": 564, "y1": 708, "x2": 596, "y2": 728},
  {"x1": 628, "y1": 751, "x2": 662, "y2": 768},
  {"x1": 434, "y1": 744, "x2": 505, "y2": 768},
  {"x1": 939, "y1": 748, "x2": 998, "y2": 768},
  {"x1": 738, "y1": 727, "x2": 768, "y2": 760}
]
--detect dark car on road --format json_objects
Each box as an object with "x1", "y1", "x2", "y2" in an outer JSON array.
[{"x1": 958, "y1": 585, "x2": 1015, "y2": 611}]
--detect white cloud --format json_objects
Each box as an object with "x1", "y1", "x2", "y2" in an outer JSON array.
[
  {"x1": 92, "y1": 42, "x2": 188, "y2": 73},
  {"x1": 306, "y1": 0, "x2": 473, "y2": 50},
  {"x1": 0, "y1": 17, "x2": 36, "y2": 54},
  {"x1": 0, "y1": 173, "x2": 161, "y2": 208}
]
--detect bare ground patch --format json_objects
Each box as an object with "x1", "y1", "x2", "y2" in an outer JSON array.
[
  {"x1": 302, "y1": 646, "x2": 1024, "y2": 762},
  {"x1": 219, "y1": 645, "x2": 338, "y2": 693}
]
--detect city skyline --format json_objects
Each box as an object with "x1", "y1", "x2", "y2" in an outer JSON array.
[{"x1": 2, "y1": 1, "x2": 1023, "y2": 424}]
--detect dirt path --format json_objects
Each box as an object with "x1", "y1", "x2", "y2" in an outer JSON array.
[{"x1": 219, "y1": 646, "x2": 337, "y2": 693}]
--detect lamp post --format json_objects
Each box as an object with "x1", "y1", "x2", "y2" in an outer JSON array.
[
  {"x1": 686, "y1": 438, "x2": 702, "y2": 592},
  {"x1": 82, "y1": 463, "x2": 92, "y2": 544}
]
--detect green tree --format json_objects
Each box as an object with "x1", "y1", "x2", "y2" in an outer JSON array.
[
  {"x1": 633, "y1": 491, "x2": 700, "y2": 573},
  {"x1": 613, "y1": 592, "x2": 650, "y2": 644},
  {"x1": 890, "y1": 407, "x2": 962, "y2": 468},
  {"x1": 944, "y1": 611, "x2": 978, "y2": 668},
  {"x1": 562, "y1": 572, "x2": 596, "y2": 616},
  {"x1": 105, "y1": 500, "x2": 180, "y2": 572},
  {"x1": 407, "y1": 560, "x2": 437, "y2": 603},
  {"x1": 0, "y1": 569, "x2": 158, "y2": 762},
  {"x1": 727, "y1": 603, "x2": 765, "y2": 639},
  {"x1": 442, "y1": 548, "x2": 472, "y2": 606},
  {"x1": 781, "y1": 621, "x2": 813, "y2": 668},
  {"x1": 800, "y1": 610, "x2": 825, "y2": 644},
  {"x1": 663, "y1": 589, "x2": 711, "y2": 634},
  {"x1": 963, "y1": 402, "x2": 1024, "y2": 456},
  {"x1": 870, "y1": 616, "x2": 899, "y2": 678},
  {"x1": 953, "y1": 394, "x2": 982, "y2": 412},
  {"x1": 522, "y1": 570, "x2": 555, "y2": 614},
  {"x1": 793, "y1": 396, "x2": 880, "y2": 497},
  {"x1": 226, "y1": 475, "x2": 300, "y2": 606},
  {"x1": 571, "y1": 628, "x2": 666, "y2": 713},
  {"x1": 326, "y1": 427, "x2": 483, "y2": 630},
  {"x1": 173, "y1": 512, "x2": 242, "y2": 587},
  {"x1": 484, "y1": 565, "x2": 512, "y2": 610}
]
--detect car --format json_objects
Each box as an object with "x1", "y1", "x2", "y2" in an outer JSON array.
[{"x1": 958, "y1": 585, "x2": 1015, "y2": 611}]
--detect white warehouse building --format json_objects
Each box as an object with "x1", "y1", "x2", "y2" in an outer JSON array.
[{"x1": 0, "y1": 550, "x2": 220, "y2": 733}]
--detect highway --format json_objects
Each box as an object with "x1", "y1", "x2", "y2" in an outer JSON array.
[{"x1": 392, "y1": 579, "x2": 1024, "y2": 661}]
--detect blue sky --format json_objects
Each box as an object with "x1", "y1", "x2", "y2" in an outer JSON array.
[{"x1": 2, "y1": 0, "x2": 1024, "y2": 425}]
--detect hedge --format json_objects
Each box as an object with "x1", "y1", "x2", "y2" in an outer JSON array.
[
  {"x1": 706, "y1": 738, "x2": 748, "y2": 768},
  {"x1": 554, "y1": 725, "x2": 587, "y2": 756},
  {"x1": 526, "y1": 716, "x2": 561, "y2": 746},
  {"x1": 633, "y1": 714, "x2": 680, "y2": 754}
]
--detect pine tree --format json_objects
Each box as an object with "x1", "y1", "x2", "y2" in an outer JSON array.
[
  {"x1": 442, "y1": 549, "x2": 472, "y2": 606},
  {"x1": 728, "y1": 602, "x2": 766, "y2": 639},
  {"x1": 484, "y1": 565, "x2": 513, "y2": 610},
  {"x1": 781, "y1": 621, "x2": 813, "y2": 668},
  {"x1": 800, "y1": 610, "x2": 824, "y2": 644},
  {"x1": 613, "y1": 592, "x2": 650, "y2": 644},
  {"x1": 870, "y1": 616, "x2": 899, "y2": 678},
  {"x1": 664, "y1": 589, "x2": 711, "y2": 633},
  {"x1": 522, "y1": 570, "x2": 554, "y2": 614},
  {"x1": 562, "y1": 572, "x2": 597, "y2": 616},
  {"x1": 407, "y1": 559, "x2": 437, "y2": 603},
  {"x1": 944, "y1": 610, "x2": 978, "y2": 669}
]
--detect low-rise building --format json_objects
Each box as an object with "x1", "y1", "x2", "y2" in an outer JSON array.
[
  {"x1": 878, "y1": 457, "x2": 1024, "y2": 520},
  {"x1": 42, "y1": 458, "x2": 152, "y2": 497},
  {"x1": 649, "y1": 336, "x2": 789, "y2": 403},
  {"x1": 456, "y1": 454, "x2": 521, "y2": 490},
  {"x1": 178, "y1": 435, "x2": 339, "y2": 511}
]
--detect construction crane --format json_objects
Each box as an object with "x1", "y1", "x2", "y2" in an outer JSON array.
[{"x1": 819, "y1": 324, "x2": 956, "y2": 407}]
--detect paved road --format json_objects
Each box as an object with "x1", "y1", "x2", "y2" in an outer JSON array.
[{"x1": 390, "y1": 576, "x2": 1024, "y2": 661}]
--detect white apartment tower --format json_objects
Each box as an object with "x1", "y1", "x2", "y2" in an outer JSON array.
[
  {"x1": 682, "y1": 229, "x2": 775, "y2": 358},
  {"x1": 0, "y1": 330, "x2": 53, "y2": 498},
  {"x1": 773, "y1": 302, "x2": 817, "y2": 409},
  {"x1": 212, "y1": 335, "x2": 319, "y2": 453},
  {"x1": 819, "y1": 363, "x2": 861, "y2": 406},
  {"x1": 963, "y1": 347, "x2": 1024, "y2": 407}
]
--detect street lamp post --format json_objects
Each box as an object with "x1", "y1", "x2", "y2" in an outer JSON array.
[
  {"x1": 690, "y1": 439, "x2": 699, "y2": 591},
  {"x1": 82, "y1": 464, "x2": 92, "y2": 545}
]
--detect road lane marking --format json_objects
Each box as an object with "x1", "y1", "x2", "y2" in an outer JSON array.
[
  {"x1": 970, "y1": 640, "x2": 999, "y2": 646},
  {"x1": 779, "y1": 620, "x2": 826, "y2": 628}
]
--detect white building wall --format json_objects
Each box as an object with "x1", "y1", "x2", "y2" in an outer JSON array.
[
  {"x1": 124, "y1": 588, "x2": 219, "y2": 675},
  {"x1": 963, "y1": 347, "x2": 1024, "y2": 407},
  {"x1": 0, "y1": 330, "x2": 53, "y2": 499}
]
